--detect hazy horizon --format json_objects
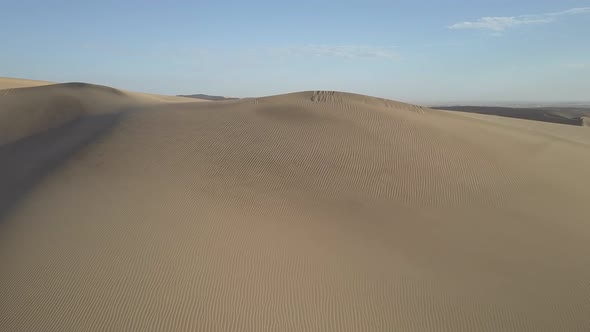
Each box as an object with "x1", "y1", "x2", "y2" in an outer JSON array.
[{"x1": 1, "y1": 0, "x2": 589, "y2": 104}]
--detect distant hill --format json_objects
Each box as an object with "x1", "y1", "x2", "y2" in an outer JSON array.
[
  {"x1": 433, "y1": 105, "x2": 590, "y2": 126},
  {"x1": 177, "y1": 94, "x2": 239, "y2": 101}
]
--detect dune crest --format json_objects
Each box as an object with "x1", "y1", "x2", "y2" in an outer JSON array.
[
  {"x1": 0, "y1": 77, "x2": 55, "y2": 90},
  {"x1": 0, "y1": 82, "x2": 206, "y2": 145},
  {"x1": 0, "y1": 83, "x2": 131, "y2": 145}
]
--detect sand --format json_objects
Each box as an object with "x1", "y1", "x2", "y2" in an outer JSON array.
[
  {"x1": 435, "y1": 105, "x2": 590, "y2": 126},
  {"x1": 0, "y1": 77, "x2": 55, "y2": 90},
  {"x1": 0, "y1": 78, "x2": 204, "y2": 145},
  {"x1": 1, "y1": 82, "x2": 589, "y2": 331}
]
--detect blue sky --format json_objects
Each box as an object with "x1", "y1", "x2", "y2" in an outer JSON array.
[{"x1": 1, "y1": 0, "x2": 589, "y2": 104}]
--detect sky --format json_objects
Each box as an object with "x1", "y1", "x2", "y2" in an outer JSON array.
[{"x1": 1, "y1": 0, "x2": 589, "y2": 104}]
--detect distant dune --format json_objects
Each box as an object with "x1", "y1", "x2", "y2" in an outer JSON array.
[
  {"x1": 1, "y1": 80, "x2": 590, "y2": 331},
  {"x1": 434, "y1": 105, "x2": 590, "y2": 126},
  {"x1": 178, "y1": 93, "x2": 239, "y2": 101}
]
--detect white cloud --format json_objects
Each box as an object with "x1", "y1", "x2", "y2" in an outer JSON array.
[
  {"x1": 565, "y1": 63, "x2": 589, "y2": 70},
  {"x1": 449, "y1": 7, "x2": 590, "y2": 32},
  {"x1": 449, "y1": 16, "x2": 552, "y2": 31},
  {"x1": 81, "y1": 41, "x2": 399, "y2": 62},
  {"x1": 549, "y1": 7, "x2": 590, "y2": 16},
  {"x1": 276, "y1": 45, "x2": 399, "y2": 60}
]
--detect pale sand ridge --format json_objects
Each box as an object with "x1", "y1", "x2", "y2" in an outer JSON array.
[
  {"x1": 1, "y1": 84, "x2": 590, "y2": 331},
  {"x1": 0, "y1": 81, "x2": 205, "y2": 145},
  {"x1": 0, "y1": 77, "x2": 55, "y2": 90}
]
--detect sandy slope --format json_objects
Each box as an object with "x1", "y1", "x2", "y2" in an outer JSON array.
[
  {"x1": 0, "y1": 77, "x2": 55, "y2": 89},
  {"x1": 0, "y1": 81, "x2": 204, "y2": 145},
  {"x1": 1, "y1": 86, "x2": 590, "y2": 331},
  {"x1": 434, "y1": 105, "x2": 590, "y2": 126},
  {"x1": 0, "y1": 77, "x2": 204, "y2": 104}
]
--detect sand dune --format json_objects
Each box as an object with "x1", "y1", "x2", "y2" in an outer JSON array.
[
  {"x1": 0, "y1": 81, "x2": 204, "y2": 145},
  {"x1": 0, "y1": 77, "x2": 55, "y2": 90},
  {"x1": 1, "y1": 83, "x2": 590, "y2": 331},
  {"x1": 435, "y1": 105, "x2": 590, "y2": 126}
]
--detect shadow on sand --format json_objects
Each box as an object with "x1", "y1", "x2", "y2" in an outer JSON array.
[{"x1": 0, "y1": 113, "x2": 120, "y2": 221}]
